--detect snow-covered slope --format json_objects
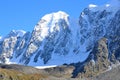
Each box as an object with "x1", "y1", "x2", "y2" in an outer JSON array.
[
  {"x1": 0, "y1": 36, "x2": 2, "y2": 41},
  {"x1": 0, "y1": 0, "x2": 120, "y2": 67},
  {"x1": 0, "y1": 30, "x2": 26, "y2": 63}
]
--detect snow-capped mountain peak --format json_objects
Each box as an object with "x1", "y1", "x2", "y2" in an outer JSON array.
[
  {"x1": 41, "y1": 11, "x2": 69, "y2": 23},
  {"x1": 89, "y1": 4, "x2": 98, "y2": 8},
  {"x1": 108, "y1": 0, "x2": 120, "y2": 6},
  {"x1": 13, "y1": 30, "x2": 26, "y2": 37},
  {"x1": 33, "y1": 11, "x2": 70, "y2": 41},
  {"x1": 8, "y1": 30, "x2": 26, "y2": 37},
  {"x1": 88, "y1": 0, "x2": 120, "y2": 12},
  {"x1": 35, "y1": 11, "x2": 69, "y2": 31},
  {"x1": 105, "y1": 0, "x2": 120, "y2": 10}
]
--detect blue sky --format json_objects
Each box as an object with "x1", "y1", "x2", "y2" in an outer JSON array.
[{"x1": 0, "y1": 0, "x2": 109, "y2": 36}]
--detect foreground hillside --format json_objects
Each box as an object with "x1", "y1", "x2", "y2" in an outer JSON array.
[
  {"x1": 0, "y1": 68, "x2": 47, "y2": 80},
  {"x1": 0, "y1": 64, "x2": 75, "y2": 80},
  {"x1": 0, "y1": 64, "x2": 120, "y2": 80},
  {"x1": 93, "y1": 64, "x2": 120, "y2": 80}
]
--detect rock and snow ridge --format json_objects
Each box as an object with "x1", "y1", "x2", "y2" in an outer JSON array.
[
  {"x1": 88, "y1": 0, "x2": 120, "y2": 12},
  {"x1": 0, "y1": 0, "x2": 120, "y2": 68}
]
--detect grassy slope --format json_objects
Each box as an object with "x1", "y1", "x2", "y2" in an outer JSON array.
[{"x1": 0, "y1": 68, "x2": 48, "y2": 80}]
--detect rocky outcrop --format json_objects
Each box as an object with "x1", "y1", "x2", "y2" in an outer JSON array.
[{"x1": 77, "y1": 38, "x2": 110, "y2": 78}]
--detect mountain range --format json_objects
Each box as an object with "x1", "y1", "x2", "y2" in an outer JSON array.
[{"x1": 0, "y1": 0, "x2": 120, "y2": 79}]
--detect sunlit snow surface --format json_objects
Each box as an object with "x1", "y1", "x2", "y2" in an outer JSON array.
[
  {"x1": 35, "y1": 65, "x2": 57, "y2": 69},
  {"x1": 88, "y1": 0, "x2": 120, "y2": 12},
  {"x1": 11, "y1": 30, "x2": 26, "y2": 37},
  {"x1": 0, "y1": 36, "x2": 2, "y2": 41},
  {"x1": 89, "y1": 4, "x2": 98, "y2": 8},
  {"x1": 34, "y1": 11, "x2": 69, "y2": 41}
]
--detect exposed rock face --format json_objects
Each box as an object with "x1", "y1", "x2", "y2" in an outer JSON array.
[
  {"x1": 76, "y1": 38, "x2": 110, "y2": 78},
  {"x1": 106, "y1": 10, "x2": 120, "y2": 62}
]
